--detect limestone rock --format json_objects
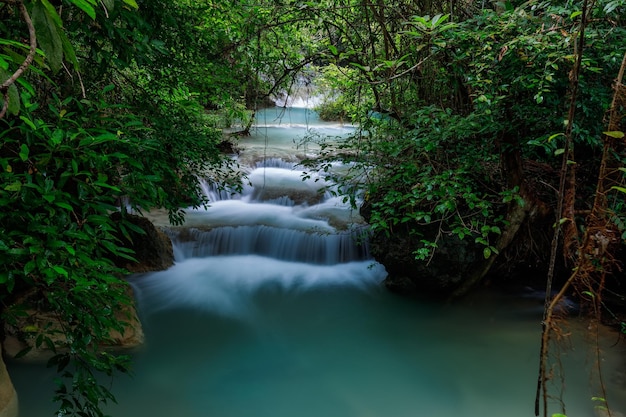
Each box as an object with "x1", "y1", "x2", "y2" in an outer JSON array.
[
  {"x1": 2, "y1": 286, "x2": 143, "y2": 362},
  {"x1": 0, "y1": 345, "x2": 18, "y2": 417}
]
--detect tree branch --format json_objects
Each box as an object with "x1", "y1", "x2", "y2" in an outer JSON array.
[{"x1": 0, "y1": 0, "x2": 37, "y2": 119}]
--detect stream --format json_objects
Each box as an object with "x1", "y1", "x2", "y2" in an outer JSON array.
[{"x1": 7, "y1": 106, "x2": 626, "y2": 417}]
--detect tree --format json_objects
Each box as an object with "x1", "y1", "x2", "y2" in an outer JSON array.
[{"x1": 0, "y1": 0, "x2": 242, "y2": 415}]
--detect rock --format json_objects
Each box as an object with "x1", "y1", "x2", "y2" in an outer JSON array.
[
  {"x1": 595, "y1": 407, "x2": 626, "y2": 417},
  {"x1": 0, "y1": 345, "x2": 18, "y2": 417},
  {"x1": 368, "y1": 225, "x2": 481, "y2": 296},
  {"x1": 110, "y1": 212, "x2": 174, "y2": 273},
  {"x1": 2, "y1": 286, "x2": 144, "y2": 362}
]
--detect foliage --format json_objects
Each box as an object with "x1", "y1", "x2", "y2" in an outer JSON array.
[
  {"x1": 0, "y1": 0, "x2": 253, "y2": 415},
  {"x1": 0, "y1": 90, "x2": 142, "y2": 416},
  {"x1": 306, "y1": 0, "x2": 625, "y2": 263},
  {"x1": 314, "y1": 64, "x2": 371, "y2": 122},
  {"x1": 349, "y1": 107, "x2": 507, "y2": 260},
  {"x1": 0, "y1": 0, "x2": 624, "y2": 415}
]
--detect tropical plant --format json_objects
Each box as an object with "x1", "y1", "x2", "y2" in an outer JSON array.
[{"x1": 0, "y1": 0, "x2": 244, "y2": 415}]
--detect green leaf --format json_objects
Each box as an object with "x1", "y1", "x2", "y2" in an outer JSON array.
[
  {"x1": 92, "y1": 182, "x2": 121, "y2": 192},
  {"x1": 31, "y1": 1, "x2": 64, "y2": 72},
  {"x1": 547, "y1": 132, "x2": 565, "y2": 142},
  {"x1": 6, "y1": 82, "x2": 20, "y2": 116},
  {"x1": 51, "y1": 265, "x2": 69, "y2": 278},
  {"x1": 86, "y1": 214, "x2": 111, "y2": 225},
  {"x1": 611, "y1": 186, "x2": 626, "y2": 194},
  {"x1": 55, "y1": 201, "x2": 74, "y2": 211},
  {"x1": 4, "y1": 181, "x2": 22, "y2": 192},
  {"x1": 604, "y1": 0, "x2": 620, "y2": 13},
  {"x1": 483, "y1": 247, "x2": 492, "y2": 258},
  {"x1": 79, "y1": 132, "x2": 118, "y2": 147},
  {"x1": 603, "y1": 131, "x2": 624, "y2": 138},
  {"x1": 0, "y1": 68, "x2": 20, "y2": 115},
  {"x1": 58, "y1": 26, "x2": 79, "y2": 71},
  {"x1": 100, "y1": 239, "x2": 119, "y2": 254},
  {"x1": 8, "y1": 248, "x2": 28, "y2": 255},
  {"x1": 40, "y1": 0, "x2": 63, "y2": 26},
  {"x1": 68, "y1": 0, "x2": 97, "y2": 19},
  {"x1": 14, "y1": 347, "x2": 33, "y2": 360},
  {"x1": 101, "y1": 0, "x2": 115, "y2": 11},
  {"x1": 554, "y1": 148, "x2": 565, "y2": 156},
  {"x1": 16, "y1": 77, "x2": 36, "y2": 96},
  {"x1": 19, "y1": 115, "x2": 37, "y2": 130},
  {"x1": 122, "y1": 0, "x2": 139, "y2": 10},
  {"x1": 24, "y1": 260, "x2": 37, "y2": 275},
  {"x1": 349, "y1": 62, "x2": 370, "y2": 72},
  {"x1": 19, "y1": 144, "x2": 29, "y2": 161},
  {"x1": 570, "y1": 10, "x2": 583, "y2": 19},
  {"x1": 0, "y1": 39, "x2": 34, "y2": 52}
]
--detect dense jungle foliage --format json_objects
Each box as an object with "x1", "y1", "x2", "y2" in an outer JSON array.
[{"x1": 0, "y1": 0, "x2": 624, "y2": 416}]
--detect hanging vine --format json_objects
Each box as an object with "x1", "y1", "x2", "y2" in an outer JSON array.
[{"x1": 535, "y1": 0, "x2": 626, "y2": 410}]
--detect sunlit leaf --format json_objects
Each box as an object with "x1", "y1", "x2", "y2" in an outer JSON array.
[
  {"x1": 570, "y1": 10, "x2": 582, "y2": 19},
  {"x1": 122, "y1": 0, "x2": 139, "y2": 10},
  {"x1": 19, "y1": 144, "x2": 29, "y2": 161},
  {"x1": 40, "y1": 0, "x2": 63, "y2": 26},
  {"x1": 68, "y1": 0, "x2": 96, "y2": 19}
]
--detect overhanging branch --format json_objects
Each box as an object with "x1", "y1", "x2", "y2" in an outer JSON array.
[{"x1": 0, "y1": 0, "x2": 37, "y2": 119}]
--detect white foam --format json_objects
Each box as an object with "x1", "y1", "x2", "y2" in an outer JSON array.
[{"x1": 131, "y1": 255, "x2": 387, "y2": 317}]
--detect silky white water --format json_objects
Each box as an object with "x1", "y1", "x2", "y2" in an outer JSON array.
[{"x1": 7, "y1": 107, "x2": 626, "y2": 417}]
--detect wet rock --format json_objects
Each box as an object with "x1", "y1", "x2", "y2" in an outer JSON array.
[
  {"x1": 111, "y1": 213, "x2": 174, "y2": 273},
  {"x1": 369, "y1": 227, "x2": 481, "y2": 296}
]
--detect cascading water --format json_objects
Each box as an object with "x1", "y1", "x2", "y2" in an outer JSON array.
[{"x1": 6, "y1": 106, "x2": 626, "y2": 417}]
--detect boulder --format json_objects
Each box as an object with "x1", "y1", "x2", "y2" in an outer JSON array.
[
  {"x1": 369, "y1": 225, "x2": 481, "y2": 296},
  {"x1": 3, "y1": 286, "x2": 144, "y2": 362},
  {"x1": 110, "y1": 212, "x2": 175, "y2": 273},
  {"x1": 0, "y1": 345, "x2": 18, "y2": 417}
]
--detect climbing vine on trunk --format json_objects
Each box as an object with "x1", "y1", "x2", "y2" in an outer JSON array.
[{"x1": 535, "y1": 5, "x2": 626, "y2": 412}]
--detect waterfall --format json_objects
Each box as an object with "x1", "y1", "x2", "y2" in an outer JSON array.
[
  {"x1": 8, "y1": 107, "x2": 626, "y2": 417},
  {"x1": 165, "y1": 139, "x2": 371, "y2": 267},
  {"x1": 166, "y1": 226, "x2": 370, "y2": 264}
]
